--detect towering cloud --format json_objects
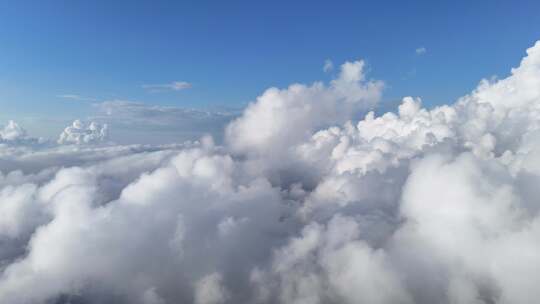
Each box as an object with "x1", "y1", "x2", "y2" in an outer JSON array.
[
  {"x1": 57, "y1": 120, "x2": 109, "y2": 145},
  {"x1": 226, "y1": 59, "x2": 383, "y2": 156},
  {"x1": 0, "y1": 120, "x2": 47, "y2": 147},
  {"x1": 0, "y1": 120, "x2": 27, "y2": 141},
  {"x1": 1, "y1": 41, "x2": 540, "y2": 304}
]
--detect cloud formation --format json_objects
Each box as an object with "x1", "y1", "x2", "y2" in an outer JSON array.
[
  {"x1": 57, "y1": 94, "x2": 98, "y2": 102},
  {"x1": 95, "y1": 100, "x2": 236, "y2": 127},
  {"x1": 0, "y1": 120, "x2": 47, "y2": 146},
  {"x1": 0, "y1": 120, "x2": 27, "y2": 141},
  {"x1": 57, "y1": 120, "x2": 108, "y2": 145},
  {"x1": 226, "y1": 59, "x2": 383, "y2": 156},
  {"x1": 1, "y1": 41, "x2": 540, "y2": 304},
  {"x1": 142, "y1": 81, "x2": 192, "y2": 92}
]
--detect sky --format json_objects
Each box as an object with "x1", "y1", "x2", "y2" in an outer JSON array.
[
  {"x1": 2, "y1": 2, "x2": 540, "y2": 304},
  {"x1": 1, "y1": 0, "x2": 540, "y2": 142}
]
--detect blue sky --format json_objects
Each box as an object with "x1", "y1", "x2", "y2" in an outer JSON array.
[{"x1": 1, "y1": 0, "x2": 539, "y2": 142}]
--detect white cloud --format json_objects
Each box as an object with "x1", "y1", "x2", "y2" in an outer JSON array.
[
  {"x1": 0, "y1": 120, "x2": 47, "y2": 146},
  {"x1": 226, "y1": 59, "x2": 383, "y2": 157},
  {"x1": 57, "y1": 94, "x2": 98, "y2": 102},
  {"x1": 415, "y1": 47, "x2": 427, "y2": 55},
  {"x1": 142, "y1": 81, "x2": 192, "y2": 92},
  {"x1": 0, "y1": 41, "x2": 540, "y2": 304},
  {"x1": 194, "y1": 273, "x2": 230, "y2": 304},
  {"x1": 57, "y1": 120, "x2": 108, "y2": 145},
  {"x1": 0, "y1": 120, "x2": 27, "y2": 141}
]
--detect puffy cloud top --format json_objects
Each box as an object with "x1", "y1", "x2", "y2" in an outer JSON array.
[
  {"x1": 0, "y1": 120, "x2": 47, "y2": 146},
  {"x1": 0, "y1": 120, "x2": 27, "y2": 141},
  {"x1": 57, "y1": 120, "x2": 109, "y2": 145},
  {"x1": 226, "y1": 59, "x2": 383, "y2": 156}
]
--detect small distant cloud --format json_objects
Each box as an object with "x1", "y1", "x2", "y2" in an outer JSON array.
[
  {"x1": 323, "y1": 59, "x2": 334, "y2": 73},
  {"x1": 57, "y1": 119, "x2": 108, "y2": 145},
  {"x1": 415, "y1": 47, "x2": 427, "y2": 55},
  {"x1": 57, "y1": 94, "x2": 97, "y2": 102},
  {"x1": 142, "y1": 81, "x2": 192, "y2": 92}
]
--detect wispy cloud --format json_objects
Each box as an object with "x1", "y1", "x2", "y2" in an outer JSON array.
[
  {"x1": 91, "y1": 100, "x2": 238, "y2": 141},
  {"x1": 57, "y1": 94, "x2": 97, "y2": 102},
  {"x1": 94, "y1": 100, "x2": 236, "y2": 124},
  {"x1": 415, "y1": 47, "x2": 427, "y2": 55},
  {"x1": 142, "y1": 81, "x2": 192, "y2": 92},
  {"x1": 323, "y1": 59, "x2": 334, "y2": 73}
]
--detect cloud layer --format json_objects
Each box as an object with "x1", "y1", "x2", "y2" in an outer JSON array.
[
  {"x1": 1, "y1": 41, "x2": 540, "y2": 304},
  {"x1": 92, "y1": 100, "x2": 238, "y2": 143}
]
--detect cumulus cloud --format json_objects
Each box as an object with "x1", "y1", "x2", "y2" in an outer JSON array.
[
  {"x1": 0, "y1": 120, "x2": 47, "y2": 146},
  {"x1": 226, "y1": 59, "x2": 383, "y2": 156},
  {"x1": 0, "y1": 120, "x2": 27, "y2": 141},
  {"x1": 142, "y1": 81, "x2": 192, "y2": 92},
  {"x1": 1, "y1": 40, "x2": 540, "y2": 304},
  {"x1": 57, "y1": 120, "x2": 108, "y2": 145}
]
